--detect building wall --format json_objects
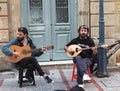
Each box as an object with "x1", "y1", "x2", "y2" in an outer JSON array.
[
  {"x1": 0, "y1": 0, "x2": 21, "y2": 68},
  {"x1": 0, "y1": 0, "x2": 120, "y2": 68},
  {"x1": 78, "y1": 0, "x2": 90, "y2": 26},
  {"x1": 90, "y1": 0, "x2": 120, "y2": 65}
]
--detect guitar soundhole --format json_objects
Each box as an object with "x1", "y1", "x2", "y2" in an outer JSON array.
[
  {"x1": 76, "y1": 48, "x2": 78, "y2": 52},
  {"x1": 13, "y1": 50, "x2": 17, "y2": 58},
  {"x1": 70, "y1": 52, "x2": 74, "y2": 56}
]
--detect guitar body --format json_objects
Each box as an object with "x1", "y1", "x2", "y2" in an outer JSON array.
[
  {"x1": 9, "y1": 45, "x2": 54, "y2": 63},
  {"x1": 66, "y1": 45, "x2": 82, "y2": 58},
  {"x1": 9, "y1": 45, "x2": 32, "y2": 63},
  {"x1": 66, "y1": 44, "x2": 109, "y2": 58}
]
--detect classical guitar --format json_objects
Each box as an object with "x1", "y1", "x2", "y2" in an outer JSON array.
[
  {"x1": 9, "y1": 45, "x2": 54, "y2": 63},
  {"x1": 66, "y1": 44, "x2": 108, "y2": 58}
]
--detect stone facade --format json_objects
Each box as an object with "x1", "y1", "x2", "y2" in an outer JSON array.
[
  {"x1": 0, "y1": 0, "x2": 120, "y2": 68},
  {"x1": 0, "y1": 0, "x2": 21, "y2": 68},
  {"x1": 90, "y1": 0, "x2": 120, "y2": 65}
]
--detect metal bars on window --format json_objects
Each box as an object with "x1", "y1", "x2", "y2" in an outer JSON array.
[
  {"x1": 56, "y1": 0, "x2": 69, "y2": 23},
  {"x1": 29, "y1": 0, "x2": 43, "y2": 24}
]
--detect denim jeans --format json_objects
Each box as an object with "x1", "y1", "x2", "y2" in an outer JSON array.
[{"x1": 74, "y1": 56, "x2": 91, "y2": 84}]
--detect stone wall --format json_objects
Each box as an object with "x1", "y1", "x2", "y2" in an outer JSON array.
[
  {"x1": 0, "y1": 0, "x2": 21, "y2": 68},
  {"x1": 0, "y1": 0, "x2": 10, "y2": 68},
  {"x1": 78, "y1": 0, "x2": 89, "y2": 26},
  {"x1": 90, "y1": 0, "x2": 120, "y2": 65},
  {"x1": 114, "y1": 0, "x2": 120, "y2": 65}
]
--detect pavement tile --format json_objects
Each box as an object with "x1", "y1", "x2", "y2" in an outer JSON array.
[{"x1": 0, "y1": 69, "x2": 120, "y2": 91}]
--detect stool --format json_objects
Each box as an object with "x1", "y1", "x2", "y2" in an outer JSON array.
[
  {"x1": 18, "y1": 64, "x2": 36, "y2": 87},
  {"x1": 71, "y1": 64, "x2": 77, "y2": 81},
  {"x1": 71, "y1": 64, "x2": 92, "y2": 83}
]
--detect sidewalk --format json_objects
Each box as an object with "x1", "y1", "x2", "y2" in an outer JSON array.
[{"x1": 0, "y1": 67, "x2": 120, "y2": 91}]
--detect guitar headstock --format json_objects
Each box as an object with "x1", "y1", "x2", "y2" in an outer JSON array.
[
  {"x1": 101, "y1": 44, "x2": 109, "y2": 49},
  {"x1": 44, "y1": 45, "x2": 54, "y2": 50}
]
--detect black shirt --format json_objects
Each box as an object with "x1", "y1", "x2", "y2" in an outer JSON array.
[{"x1": 65, "y1": 37, "x2": 95, "y2": 58}]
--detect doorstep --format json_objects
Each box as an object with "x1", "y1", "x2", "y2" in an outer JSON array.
[
  {"x1": 39, "y1": 60, "x2": 74, "y2": 70},
  {"x1": 39, "y1": 60, "x2": 73, "y2": 66}
]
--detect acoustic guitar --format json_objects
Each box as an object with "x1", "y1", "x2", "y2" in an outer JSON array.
[
  {"x1": 9, "y1": 45, "x2": 54, "y2": 63},
  {"x1": 66, "y1": 44, "x2": 108, "y2": 58}
]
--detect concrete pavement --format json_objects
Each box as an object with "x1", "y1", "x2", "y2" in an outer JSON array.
[{"x1": 0, "y1": 67, "x2": 120, "y2": 91}]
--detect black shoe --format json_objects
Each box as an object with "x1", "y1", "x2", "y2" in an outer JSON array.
[
  {"x1": 68, "y1": 85, "x2": 84, "y2": 91},
  {"x1": 26, "y1": 77, "x2": 34, "y2": 84},
  {"x1": 54, "y1": 85, "x2": 84, "y2": 91},
  {"x1": 45, "y1": 76, "x2": 53, "y2": 83}
]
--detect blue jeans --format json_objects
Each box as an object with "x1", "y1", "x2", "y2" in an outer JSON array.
[{"x1": 74, "y1": 56, "x2": 91, "y2": 84}]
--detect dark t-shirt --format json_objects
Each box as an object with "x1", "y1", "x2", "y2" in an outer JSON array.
[{"x1": 65, "y1": 37, "x2": 95, "y2": 58}]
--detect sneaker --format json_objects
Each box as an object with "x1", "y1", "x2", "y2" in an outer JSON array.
[
  {"x1": 83, "y1": 74, "x2": 91, "y2": 81},
  {"x1": 45, "y1": 76, "x2": 54, "y2": 83},
  {"x1": 78, "y1": 84, "x2": 84, "y2": 88}
]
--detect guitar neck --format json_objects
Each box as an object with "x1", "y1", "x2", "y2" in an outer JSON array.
[
  {"x1": 79, "y1": 44, "x2": 109, "y2": 51},
  {"x1": 81, "y1": 47, "x2": 94, "y2": 51},
  {"x1": 25, "y1": 48, "x2": 41, "y2": 53},
  {"x1": 24, "y1": 46, "x2": 54, "y2": 54}
]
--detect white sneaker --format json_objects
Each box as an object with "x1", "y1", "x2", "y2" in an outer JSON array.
[
  {"x1": 78, "y1": 84, "x2": 84, "y2": 88},
  {"x1": 83, "y1": 74, "x2": 91, "y2": 81}
]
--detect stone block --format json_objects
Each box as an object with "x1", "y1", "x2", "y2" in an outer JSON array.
[
  {"x1": 91, "y1": 1, "x2": 115, "y2": 14},
  {"x1": 105, "y1": 27, "x2": 115, "y2": 38},
  {"x1": 91, "y1": 27, "x2": 99, "y2": 40},
  {"x1": 0, "y1": 17, "x2": 8, "y2": 29},
  {"x1": 104, "y1": 15, "x2": 115, "y2": 26},
  {"x1": 91, "y1": 15, "x2": 99, "y2": 26},
  {"x1": 0, "y1": 0, "x2": 7, "y2": 2},
  {"x1": 0, "y1": 3, "x2": 8, "y2": 15},
  {"x1": 0, "y1": 44, "x2": 11, "y2": 68},
  {"x1": 0, "y1": 30, "x2": 9, "y2": 42}
]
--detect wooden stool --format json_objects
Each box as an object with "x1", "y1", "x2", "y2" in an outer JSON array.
[
  {"x1": 18, "y1": 64, "x2": 36, "y2": 87},
  {"x1": 71, "y1": 64, "x2": 92, "y2": 83}
]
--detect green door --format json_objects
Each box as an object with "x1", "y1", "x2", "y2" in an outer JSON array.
[{"x1": 20, "y1": 0, "x2": 78, "y2": 61}]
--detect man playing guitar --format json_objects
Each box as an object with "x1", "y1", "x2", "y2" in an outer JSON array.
[
  {"x1": 2, "y1": 27, "x2": 53, "y2": 84},
  {"x1": 64, "y1": 25, "x2": 97, "y2": 90}
]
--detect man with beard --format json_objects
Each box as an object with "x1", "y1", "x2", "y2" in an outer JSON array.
[
  {"x1": 2, "y1": 27, "x2": 53, "y2": 84},
  {"x1": 64, "y1": 25, "x2": 97, "y2": 90}
]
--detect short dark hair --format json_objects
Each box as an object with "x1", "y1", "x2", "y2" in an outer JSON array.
[
  {"x1": 78, "y1": 25, "x2": 89, "y2": 33},
  {"x1": 18, "y1": 27, "x2": 28, "y2": 35}
]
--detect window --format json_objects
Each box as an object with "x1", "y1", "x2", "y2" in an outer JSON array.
[
  {"x1": 56, "y1": 0, "x2": 69, "y2": 23},
  {"x1": 29, "y1": 0, "x2": 43, "y2": 24}
]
